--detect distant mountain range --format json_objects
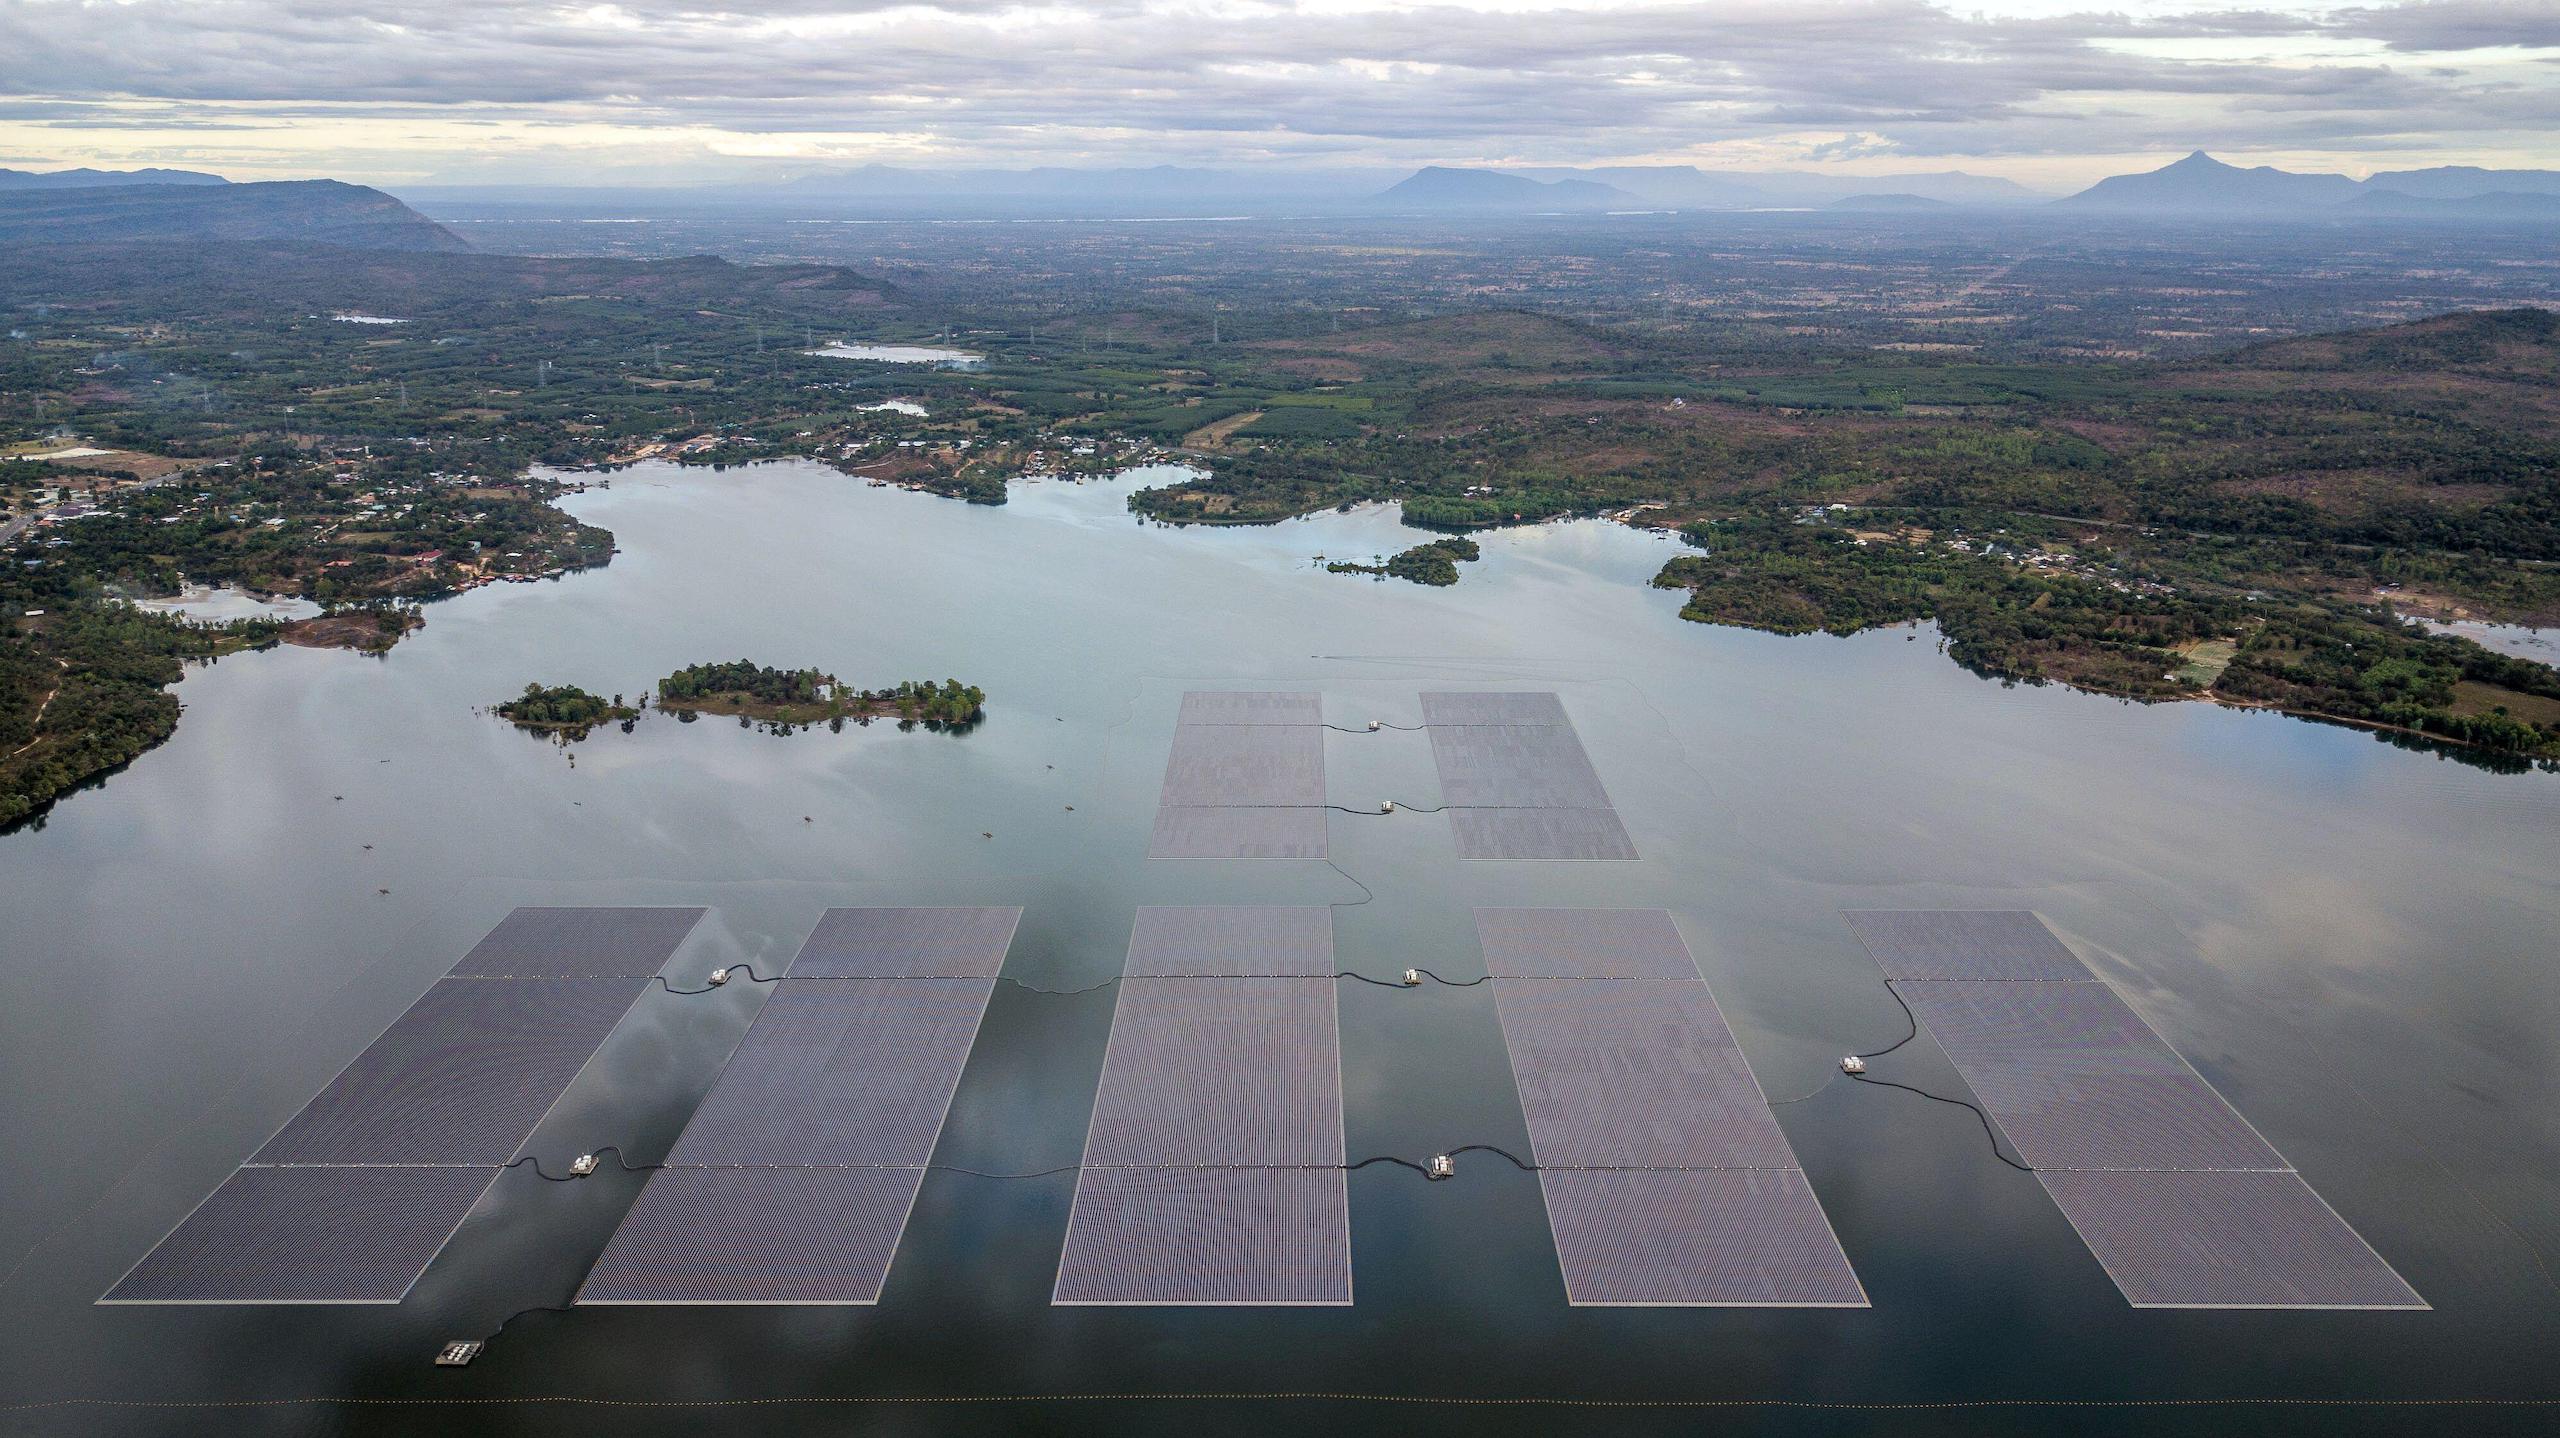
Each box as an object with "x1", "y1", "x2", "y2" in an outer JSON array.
[
  {"x1": 1374, "y1": 166, "x2": 1638, "y2": 211},
  {"x1": 0, "y1": 166, "x2": 228, "y2": 190},
  {"x1": 0, "y1": 179, "x2": 467, "y2": 252},
  {"x1": 6, "y1": 154, "x2": 2547, "y2": 232},
  {"x1": 1827, "y1": 193, "x2": 1951, "y2": 212},
  {"x1": 1501, "y1": 165, "x2": 2045, "y2": 209},
  {"x1": 2057, "y1": 151, "x2": 2560, "y2": 218},
  {"x1": 404, "y1": 161, "x2": 2049, "y2": 218}
]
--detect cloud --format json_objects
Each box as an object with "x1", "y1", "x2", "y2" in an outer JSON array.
[
  {"x1": 0, "y1": 1, "x2": 2551, "y2": 180},
  {"x1": 2332, "y1": 0, "x2": 2560, "y2": 53}
]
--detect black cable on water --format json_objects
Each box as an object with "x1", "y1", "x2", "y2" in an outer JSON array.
[
  {"x1": 651, "y1": 964, "x2": 776, "y2": 996},
  {"x1": 1335, "y1": 968, "x2": 1487, "y2": 989},
  {"x1": 1444, "y1": 1143, "x2": 1537, "y2": 1172},
  {"x1": 1322, "y1": 723, "x2": 1424, "y2": 733},
  {"x1": 1323, "y1": 857, "x2": 1373, "y2": 908},
  {"x1": 1859, "y1": 983, "x2": 1921, "y2": 1059},
  {"x1": 1846, "y1": 1073, "x2": 2034, "y2": 1172},
  {"x1": 1345, "y1": 1155, "x2": 1435, "y2": 1177},
  {"x1": 1325, "y1": 802, "x2": 1447, "y2": 815},
  {"x1": 924, "y1": 1163, "x2": 1082, "y2": 1180},
  {"x1": 1000, "y1": 976, "x2": 1119, "y2": 996},
  {"x1": 500, "y1": 1147, "x2": 664, "y2": 1183}
]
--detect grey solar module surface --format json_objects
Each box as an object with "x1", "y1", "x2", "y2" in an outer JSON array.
[
  {"x1": 577, "y1": 1166, "x2": 930, "y2": 1305},
  {"x1": 1843, "y1": 910, "x2": 2091, "y2": 982},
  {"x1": 1425, "y1": 724, "x2": 1614, "y2": 808},
  {"x1": 1124, "y1": 906, "x2": 1335, "y2": 977},
  {"x1": 102, "y1": 1166, "x2": 496, "y2": 1304},
  {"x1": 1478, "y1": 908, "x2": 1863, "y2": 1308},
  {"x1": 448, "y1": 906, "x2": 705, "y2": 978},
  {"x1": 1147, "y1": 805, "x2": 1329, "y2": 859},
  {"x1": 1081, "y1": 976, "x2": 1344, "y2": 1166},
  {"x1": 787, "y1": 906, "x2": 1021, "y2": 978},
  {"x1": 1490, "y1": 977, "x2": 1797, "y2": 1170},
  {"x1": 1540, "y1": 1169, "x2": 1868, "y2": 1307},
  {"x1": 1178, "y1": 690, "x2": 1323, "y2": 726},
  {"x1": 1449, "y1": 807, "x2": 1638, "y2": 861},
  {"x1": 1420, "y1": 691, "x2": 1571, "y2": 727},
  {"x1": 249, "y1": 977, "x2": 651, "y2": 1166},
  {"x1": 1054, "y1": 1166, "x2": 1351, "y2": 1306},
  {"x1": 1895, "y1": 981, "x2": 2283, "y2": 1172},
  {"x1": 664, "y1": 978, "x2": 996, "y2": 1168},
  {"x1": 1157, "y1": 723, "x2": 1327, "y2": 807},
  {"x1": 1477, "y1": 908, "x2": 1697, "y2": 979},
  {"x1": 2039, "y1": 1170, "x2": 2425, "y2": 1309}
]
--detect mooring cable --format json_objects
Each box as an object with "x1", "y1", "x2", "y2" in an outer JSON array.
[
  {"x1": 1845, "y1": 1073, "x2": 2034, "y2": 1172},
  {"x1": 1322, "y1": 857, "x2": 1373, "y2": 907},
  {"x1": 649, "y1": 965, "x2": 775, "y2": 995},
  {"x1": 656, "y1": 952, "x2": 1479, "y2": 999},
  {"x1": 1321, "y1": 722, "x2": 1425, "y2": 734},
  {"x1": 500, "y1": 1148, "x2": 663, "y2": 1183},
  {"x1": 999, "y1": 976, "x2": 1120, "y2": 996},
  {"x1": 1328, "y1": 801, "x2": 1449, "y2": 815},
  {"x1": 1859, "y1": 982, "x2": 1922, "y2": 1060}
]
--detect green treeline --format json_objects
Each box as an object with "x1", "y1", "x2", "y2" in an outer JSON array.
[
  {"x1": 3, "y1": 606, "x2": 276, "y2": 824},
  {"x1": 659, "y1": 660, "x2": 829, "y2": 709},
  {"x1": 1654, "y1": 512, "x2": 2560, "y2": 761},
  {"x1": 655, "y1": 660, "x2": 985, "y2": 728}
]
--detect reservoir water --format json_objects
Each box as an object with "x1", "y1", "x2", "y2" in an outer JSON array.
[
  {"x1": 806, "y1": 342, "x2": 984, "y2": 367},
  {"x1": 2, "y1": 460, "x2": 2554, "y2": 1434}
]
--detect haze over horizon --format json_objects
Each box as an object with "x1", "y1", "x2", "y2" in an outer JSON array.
[{"x1": 2, "y1": 0, "x2": 2555, "y2": 189}]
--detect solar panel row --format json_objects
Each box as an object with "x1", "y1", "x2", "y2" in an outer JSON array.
[
  {"x1": 1150, "y1": 691, "x2": 1330, "y2": 859},
  {"x1": 1054, "y1": 908, "x2": 1351, "y2": 1305},
  {"x1": 1421, "y1": 693, "x2": 1636, "y2": 860},
  {"x1": 578, "y1": 908, "x2": 1019, "y2": 1305},
  {"x1": 103, "y1": 907, "x2": 704, "y2": 1304},
  {"x1": 1480, "y1": 909, "x2": 1866, "y2": 1307},
  {"x1": 1845, "y1": 911, "x2": 2423, "y2": 1310}
]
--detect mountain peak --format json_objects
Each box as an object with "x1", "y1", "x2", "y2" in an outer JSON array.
[{"x1": 2059, "y1": 151, "x2": 2357, "y2": 212}]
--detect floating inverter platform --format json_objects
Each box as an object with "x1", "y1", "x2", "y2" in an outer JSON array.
[
  {"x1": 1422, "y1": 693, "x2": 1635, "y2": 860},
  {"x1": 1148, "y1": 691, "x2": 1331, "y2": 859},
  {"x1": 1478, "y1": 908, "x2": 1866, "y2": 1306},
  {"x1": 1846, "y1": 910, "x2": 2424, "y2": 1310},
  {"x1": 1055, "y1": 907, "x2": 1350, "y2": 1305},
  {"x1": 577, "y1": 907, "x2": 1020, "y2": 1305},
  {"x1": 102, "y1": 906, "x2": 704, "y2": 1304}
]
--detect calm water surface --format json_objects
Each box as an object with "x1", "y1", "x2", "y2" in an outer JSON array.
[
  {"x1": 2, "y1": 460, "x2": 2555, "y2": 1435},
  {"x1": 807, "y1": 343, "x2": 983, "y2": 367}
]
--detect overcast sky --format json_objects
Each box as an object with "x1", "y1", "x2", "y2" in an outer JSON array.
[{"x1": 1, "y1": 1, "x2": 2553, "y2": 186}]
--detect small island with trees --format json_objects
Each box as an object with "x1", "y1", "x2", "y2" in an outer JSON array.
[
  {"x1": 1326, "y1": 537, "x2": 1481, "y2": 587},
  {"x1": 495, "y1": 663, "x2": 986, "y2": 742},
  {"x1": 495, "y1": 682, "x2": 638, "y2": 739},
  {"x1": 655, "y1": 660, "x2": 986, "y2": 730}
]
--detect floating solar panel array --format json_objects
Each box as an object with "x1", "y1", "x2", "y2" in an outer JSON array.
[
  {"x1": 1055, "y1": 907, "x2": 1351, "y2": 1304},
  {"x1": 1845, "y1": 911, "x2": 2424, "y2": 1309},
  {"x1": 1479, "y1": 909, "x2": 1866, "y2": 1306},
  {"x1": 102, "y1": 907, "x2": 705, "y2": 1304},
  {"x1": 577, "y1": 907, "x2": 1020, "y2": 1304},
  {"x1": 1422, "y1": 693, "x2": 1635, "y2": 861},
  {"x1": 1148, "y1": 691, "x2": 1330, "y2": 859}
]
